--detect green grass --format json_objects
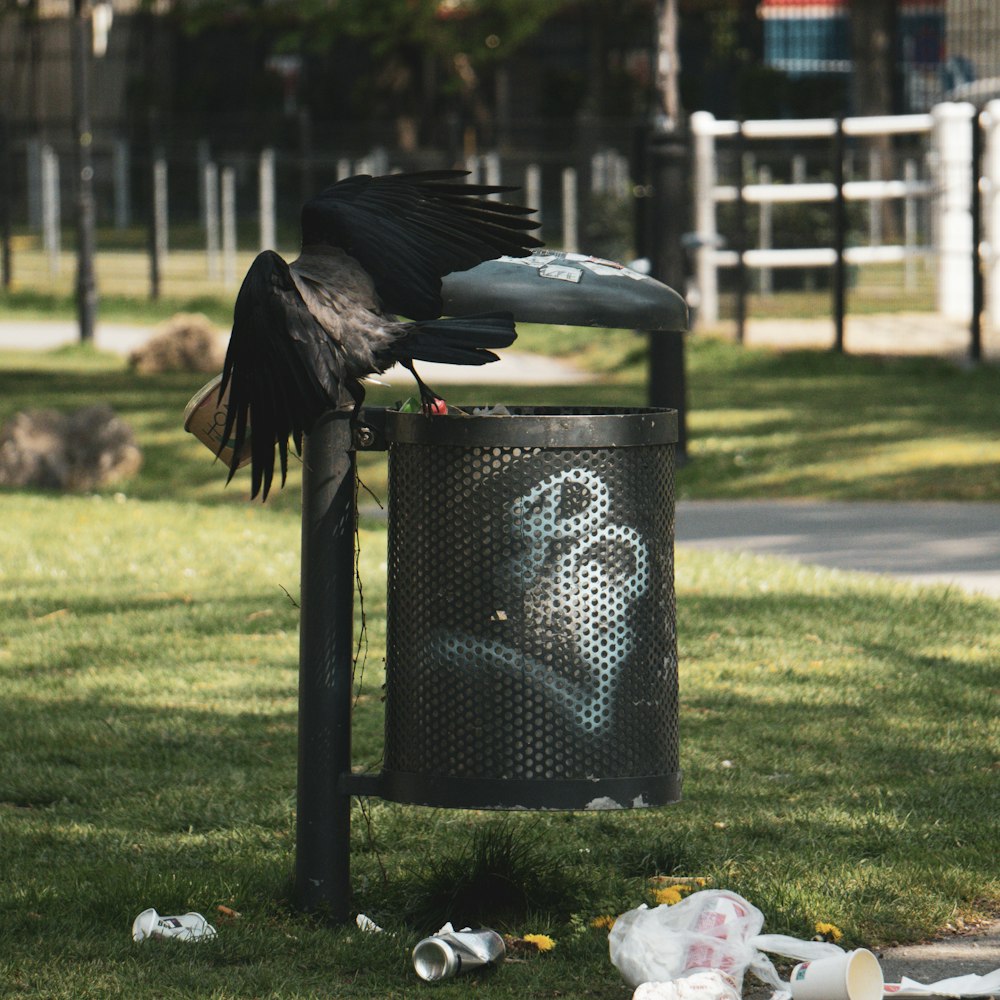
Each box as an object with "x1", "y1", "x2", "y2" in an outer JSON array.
[{"x1": 1, "y1": 336, "x2": 999, "y2": 997}]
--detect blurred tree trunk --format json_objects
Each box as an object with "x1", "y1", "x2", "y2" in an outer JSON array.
[
  {"x1": 848, "y1": 0, "x2": 899, "y2": 239},
  {"x1": 848, "y1": 0, "x2": 897, "y2": 117}
]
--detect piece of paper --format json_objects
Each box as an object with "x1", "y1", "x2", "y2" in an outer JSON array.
[{"x1": 883, "y1": 969, "x2": 1000, "y2": 997}]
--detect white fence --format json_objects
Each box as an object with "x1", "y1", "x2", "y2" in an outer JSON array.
[
  {"x1": 690, "y1": 101, "x2": 1000, "y2": 330},
  {"x1": 16, "y1": 141, "x2": 631, "y2": 286}
]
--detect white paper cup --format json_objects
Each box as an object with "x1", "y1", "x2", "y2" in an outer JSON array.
[
  {"x1": 790, "y1": 948, "x2": 883, "y2": 1000},
  {"x1": 182, "y1": 374, "x2": 251, "y2": 471}
]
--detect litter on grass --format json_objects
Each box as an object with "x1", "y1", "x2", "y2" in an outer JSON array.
[
  {"x1": 412, "y1": 923, "x2": 506, "y2": 982},
  {"x1": 608, "y1": 889, "x2": 1000, "y2": 1000},
  {"x1": 131, "y1": 908, "x2": 217, "y2": 943}
]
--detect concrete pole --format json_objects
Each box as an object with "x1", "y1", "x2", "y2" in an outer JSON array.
[
  {"x1": 984, "y1": 101, "x2": 1000, "y2": 329},
  {"x1": 205, "y1": 162, "x2": 220, "y2": 280},
  {"x1": 42, "y1": 146, "x2": 61, "y2": 278},
  {"x1": 561, "y1": 167, "x2": 579, "y2": 253},
  {"x1": 153, "y1": 156, "x2": 168, "y2": 261},
  {"x1": 690, "y1": 110, "x2": 719, "y2": 325},
  {"x1": 259, "y1": 147, "x2": 276, "y2": 252},
  {"x1": 221, "y1": 166, "x2": 237, "y2": 287},
  {"x1": 525, "y1": 163, "x2": 542, "y2": 239},
  {"x1": 931, "y1": 102, "x2": 975, "y2": 321}
]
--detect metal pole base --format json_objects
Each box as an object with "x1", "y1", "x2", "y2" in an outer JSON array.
[{"x1": 294, "y1": 410, "x2": 356, "y2": 921}]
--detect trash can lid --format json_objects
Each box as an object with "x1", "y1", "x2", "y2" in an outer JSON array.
[{"x1": 441, "y1": 251, "x2": 688, "y2": 332}]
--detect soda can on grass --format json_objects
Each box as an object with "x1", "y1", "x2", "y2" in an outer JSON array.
[{"x1": 412, "y1": 925, "x2": 506, "y2": 981}]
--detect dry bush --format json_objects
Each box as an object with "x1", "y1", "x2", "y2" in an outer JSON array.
[
  {"x1": 128, "y1": 312, "x2": 226, "y2": 375},
  {"x1": 0, "y1": 405, "x2": 142, "y2": 491}
]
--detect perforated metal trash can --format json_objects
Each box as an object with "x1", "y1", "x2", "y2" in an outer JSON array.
[{"x1": 380, "y1": 406, "x2": 681, "y2": 811}]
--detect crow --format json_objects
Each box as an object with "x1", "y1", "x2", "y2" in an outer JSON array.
[{"x1": 218, "y1": 169, "x2": 542, "y2": 500}]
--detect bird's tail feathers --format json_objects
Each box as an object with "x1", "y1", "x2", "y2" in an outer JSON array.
[{"x1": 392, "y1": 312, "x2": 516, "y2": 367}]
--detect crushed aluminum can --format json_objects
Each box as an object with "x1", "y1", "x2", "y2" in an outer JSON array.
[
  {"x1": 412, "y1": 924, "x2": 506, "y2": 981},
  {"x1": 132, "y1": 907, "x2": 218, "y2": 943}
]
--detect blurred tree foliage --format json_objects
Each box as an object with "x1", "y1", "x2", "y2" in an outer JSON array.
[{"x1": 169, "y1": 0, "x2": 567, "y2": 140}]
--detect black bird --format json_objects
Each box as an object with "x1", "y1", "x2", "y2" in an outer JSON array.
[{"x1": 218, "y1": 169, "x2": 542, "y2": 500}]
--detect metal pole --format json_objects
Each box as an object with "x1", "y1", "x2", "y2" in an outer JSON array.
[
  {"x1": 295, "y1": 410, "x2": 356, "y2": 922},
  {"x1": 971, "y1": 106, "x2": 984, "y2": 364},
  {"x1": 832, "y1": 117, "x2": 847, "y2": 353},
  {"x1": 71, "y1": 0, "x2": 97, "y2": 343},
  {"x1": 647, "y1": 123, "x2": 690, "y2": 463}
]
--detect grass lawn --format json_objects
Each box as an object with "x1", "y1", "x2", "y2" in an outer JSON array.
[{"x1": 1, "y1": 330, "x2": 999, "y2": 998}]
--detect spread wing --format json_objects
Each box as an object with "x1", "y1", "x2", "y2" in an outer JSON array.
[
  {"x1": 299, "y1": 170, "x2": 543, "y2": 320},
  {"x1": 218, "y1": 250, "x2": 346, "y2": 501}
]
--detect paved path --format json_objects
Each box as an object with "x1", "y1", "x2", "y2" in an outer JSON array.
[
  {"x1": 0, "y1": 319, "x2": 591, "y2": 385},
  {"x1": 676, "y1": 500, "x2": 1000, "y2": 599},
  {"x1": 735, "y1": 313, "x2": 999, "y2": 364},
  {"x1": 877, "y1": 920, "x2": 1000, "y2": 993}
]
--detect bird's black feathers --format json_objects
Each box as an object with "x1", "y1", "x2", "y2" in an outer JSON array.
[
  {"x1": 385, "y1": 313, "x2": 517, "y2": 367},
  {"x1": 300, "y1": 170, "x2": 542, "y2": 319},
  {"x1": 218, "y1": 251, "x2": 336, "y2": 500},
  {"x1": 220, "y1": 170, "x2": 541, "y2": 500}
]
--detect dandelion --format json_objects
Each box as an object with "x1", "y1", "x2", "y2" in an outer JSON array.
[
  {"x1": 814, "y1": 922, "x2": 843, "y2": 943},
  {"x1": 590, "y1": 915, "x2": 617, "y2": 931},
  {"x1": 652, "y1": 886, "x2": 686, "y2": 905},
  {"x1": 522, "y1": 933, "x2": 556, "y2": 952}
]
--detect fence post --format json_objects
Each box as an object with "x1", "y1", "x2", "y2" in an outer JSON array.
[
  {"x1": 932, "y1": 102, "x2": 975, "y2": 321},
  {"x1": 832, "y1": 118, "x2": 847, "y2": 353},
  {"x1": 153, "y1": 155, "x2": 169, "y2": 262},
  {"x1": 221, "y1": 166, "x2": 237, "y2": 287},
  {"x1": 259, "y1": 148, "x2": 276, "y2": 252},
  {"x1": 971, "y1": 108, "x2": 984, "y2": 363},
  {"x1": 41, "y1": 145, "x2": 61, "y2": 278},
  {"x1": 904, "y1": 158, "x2": 918, "y2": 292},
  {"x1": 525, "y1": 163, "x2": 542, "y2": 239},
  {"x1": 690, "y1": 110, "x2": 719, "y2": 326},
  {"x1": 205, "y1": 162, "x2": 220, "y2": 280},
  {"x1": 983, "y1": 100, "x2": 1000, "y2": 335},
  {"x1": 758, "y1": 164, "x2": 773, "y2": 296},
  {"x1": 561, "y1": 167, "x2": 579, "y2": 253},
  {"x1": 483, "y1": 151, "x2": 501, "y2": 199}
]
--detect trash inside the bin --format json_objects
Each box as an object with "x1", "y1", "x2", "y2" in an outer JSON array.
[
  {"x1": 131, "y1": 907, "x2": 217, "y2": 942},
  {"x1": 412, "y1": 922, "x2": 505, "y2": 981},
  {"x1": 398, "y1": 396, "x2": 449, "y2": 415},
  {"x1": 470, "y1": 404, "x2": 511, "y2": 416}
]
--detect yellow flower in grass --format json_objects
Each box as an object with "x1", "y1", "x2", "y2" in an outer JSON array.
[
  {"x1": 814, "y1": 922, "x2": 843, "y2": 943},
  {"x1": 590, "y1": 915, "x2": 617, "y2": 931},
  {"x1": 522, "y1": 933, "x2": 556, "y2": 952},
  {"x1": 653, "y1": 886, "x2": 686, "y2": 905}
]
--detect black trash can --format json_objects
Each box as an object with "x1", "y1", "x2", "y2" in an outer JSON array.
[{"x1": 379, "y1": 405, "x2": 681, "y2": 811}]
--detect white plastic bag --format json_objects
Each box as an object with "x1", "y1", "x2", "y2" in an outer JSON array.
[
  {"x1": 633, "y1": 970, "x2": 743, "y2": 1000},
  {"x1": 609, "y1": 890, "x2": 846, "y2": 993},
  {"x1": 610, "y1": 890, "x2": 765, "y2": 989}
]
